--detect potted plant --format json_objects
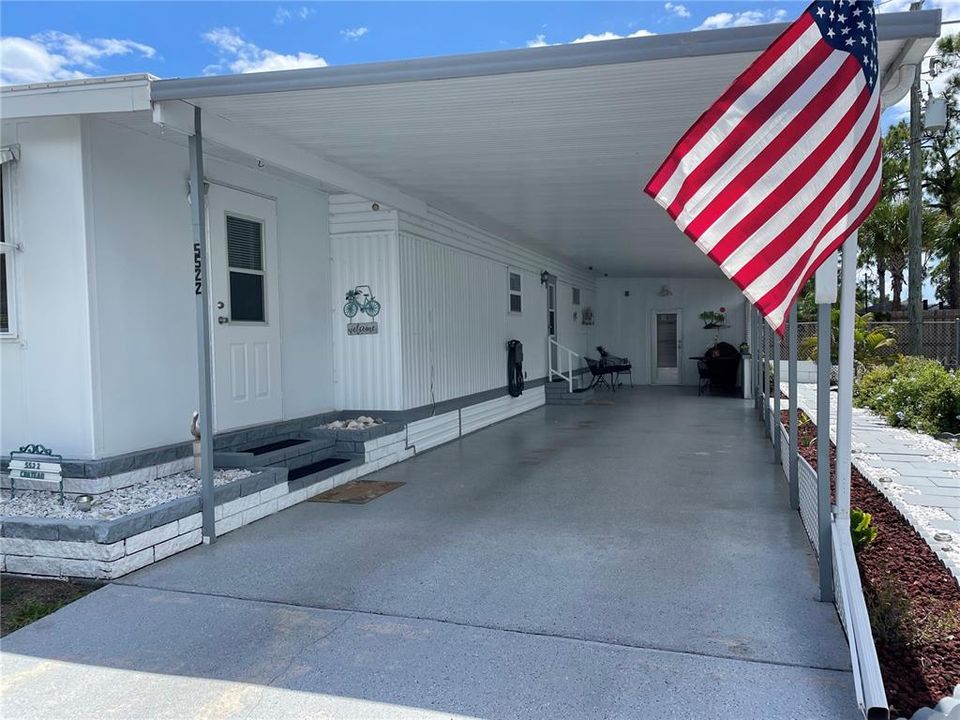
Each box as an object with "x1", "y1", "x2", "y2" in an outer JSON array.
[{"x1": 699, "y1": 307, "x2": 727, "y2": 329}]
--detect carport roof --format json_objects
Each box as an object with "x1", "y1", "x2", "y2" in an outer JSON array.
[{"x1": 152, "y1": 11, "x2": 941, "y2": 278}]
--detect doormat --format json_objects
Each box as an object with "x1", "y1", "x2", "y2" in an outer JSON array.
[{"x1": 308, "y1": 480, "x2": 405, "y2": 504}]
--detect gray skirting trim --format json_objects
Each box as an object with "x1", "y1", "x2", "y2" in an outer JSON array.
[{"x1": 3, "y1": 379, "x2": 550, "y2": 479}]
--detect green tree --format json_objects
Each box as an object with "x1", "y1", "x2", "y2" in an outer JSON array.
[{"x1": 924, "y1": 34, "x2": 960, "y2": 307}]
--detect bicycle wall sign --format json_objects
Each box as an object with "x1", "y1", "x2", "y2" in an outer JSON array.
[
  {"x1": 343, "y1": 285, "x2": 381, "y2": 319},
  {"x1": 343, "y1": 285, "x2": 381, "y2": 335}
]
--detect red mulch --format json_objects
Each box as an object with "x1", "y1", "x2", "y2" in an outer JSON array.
[{"x1": 781, "y1": 409, "x2": 960, "y2": 716}]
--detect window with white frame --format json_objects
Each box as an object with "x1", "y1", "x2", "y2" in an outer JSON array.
[
  {"x1": 572, "y1": 287, "x2": 581, "y2": 306},
  {"x1": 0, "y1": 161, "x2": 16, "y2": 337},
  {"x1": 508, "y1": 270, "x2": 522, "y2": 313}
]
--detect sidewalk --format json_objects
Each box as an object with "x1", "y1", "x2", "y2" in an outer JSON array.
[{"x1": 789, "y1": 383, "x2": 960, "y2": 582}]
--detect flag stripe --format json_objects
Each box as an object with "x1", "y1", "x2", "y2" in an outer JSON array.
[
  {"x1": 674, "y1": 44, "x2": 845, "y2": 230},
  {"x1": 645, "y1": 14, "x2": 819, "y2": 201},
  {"x1": 682, "y1": 56, "x2": 863, "y2": 244},
  {"x1": 734, "y1": 111, "x2": 880, "y2": 295},
  {"x1": 664, "y1": 41, "x2": 835, "y2": 219},
  {"x1": 762, "y1": 177, "x2": 881, "y2": 331},
  {"x1": 754, "y1": 145, "x2": 882, "y2": 316},
  {"x1": 711, "y1": 78, "x2": 873, "y2": 273}
]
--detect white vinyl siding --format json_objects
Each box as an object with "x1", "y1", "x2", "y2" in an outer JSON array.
[{"x1": 398, "y1": 207, "x2": 595, "y2": 409}]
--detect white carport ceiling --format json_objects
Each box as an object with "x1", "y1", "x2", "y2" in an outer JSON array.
[{"x1": 153, "y1": 12, "x2": 941, "y2": 278}]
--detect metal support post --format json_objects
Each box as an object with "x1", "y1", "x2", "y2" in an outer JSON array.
[
  {"x1": 788, "y1": 303, "x2": 799, "y2": 510},
  {"x1": 189, "y1": 106, "x2": 216, "y2": 544},
  {"x1": 835, "y1": 233, "x2": 858, "y2": 520},
  {"x1": 773, "y1": 322, "x2": 781, "y2": 461}
]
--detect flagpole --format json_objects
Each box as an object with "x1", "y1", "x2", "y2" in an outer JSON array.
[{"x1": 835, "y1": 233, "x2": 858, "y2": 520}]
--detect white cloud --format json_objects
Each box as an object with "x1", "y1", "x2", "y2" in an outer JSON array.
[
  {"x1": 273, "y1": 6, "x2": 315, "y2": 25},
  {"x1": 528, "y1": 28, "x2": 654, "y2": 47},
  {"x1": 202, "y1": 27, "x2": 327, "y2": 75},
  {"x1": 340, "y1": 26, "x2": 369, "y2": 41},
  {"x1": 693, "y1": 9, "x2": 788, "y2": 31},
  {"x1": 572, "y1": 29, "x2": 655, "y2": 43},
  {"x1": 664, "y1": 2, "x2": 691, "y2": 19},
  {"x1": 0, "y1": 31, "x2": 156, "y2": 85}
]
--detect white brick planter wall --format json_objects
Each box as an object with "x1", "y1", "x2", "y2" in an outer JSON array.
[{"x1": 1, "y1": 389, "x2": 545, "y2": 580}]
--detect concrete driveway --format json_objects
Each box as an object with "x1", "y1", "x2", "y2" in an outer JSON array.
[{"x1": 1, "y1": 387, "x2": 856, "y2": 719}]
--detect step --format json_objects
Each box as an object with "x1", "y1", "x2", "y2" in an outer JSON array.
[
  {"x1": 287, "y1": 457, "x2": 365, "y2": 493},
  {"x1": 283, "y1": 447, "x2": 361, "y2": 473},
  {"x1": 545, "y1": 386, "x2": 595, "y2": 405},
  {"x1": 214, "y1": 435, "x2": 336, "y2": 469}
]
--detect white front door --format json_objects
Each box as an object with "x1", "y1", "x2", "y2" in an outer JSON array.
[
  {"x1": 547, "y1": 278, "x2": 558, "y2": 371},
  {"x1": 653, "y1": 310, "x2": 682, "y2": 385},
  {"x1": 207, "y1": 185, "x2": 282, "y2": 431}
]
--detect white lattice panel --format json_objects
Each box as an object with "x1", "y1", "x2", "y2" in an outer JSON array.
[{"x1": 798, "y1": 456, "x2": 819, "y2": 555}]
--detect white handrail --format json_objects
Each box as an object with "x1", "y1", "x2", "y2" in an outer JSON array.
[{"x1": 548, "y1": 337, "x2": 580, "y2": 393}]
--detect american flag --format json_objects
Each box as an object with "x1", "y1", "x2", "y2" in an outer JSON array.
[{"x1": 645, "y1": 0, "x2": 881, "y2": 334}]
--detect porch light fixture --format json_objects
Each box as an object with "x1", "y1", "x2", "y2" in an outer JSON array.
[
  {"x1": 658, "y1": 285, "x2": 673, "y2": 297},
  {"x1": 540, "y1": 271, "x2": 550, "y2": 286}
]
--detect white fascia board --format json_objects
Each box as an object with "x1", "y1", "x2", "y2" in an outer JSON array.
[
  {"x1": 152, "y1": 100, "x2": 427, "y2": 218},
  {"x1": 151, "y1": 10, "x2": 941, "y2": 102},
  {"x1": 0, "y1": 77, "x2": 152, "y2": 120}
]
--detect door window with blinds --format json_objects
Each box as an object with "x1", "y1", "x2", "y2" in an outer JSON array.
[
  {"x1": 508, "y1": 270, "x2": 522, "y2": 314},
  {"x1": 1, "y1": 162, "x2": 15, "y2": 337},
  {"x1": 226, "y1": 214, "x2": 266, "y2": 323},
  {"x1": 656, "y1": 313, "x2": 678, "y2": 368}
]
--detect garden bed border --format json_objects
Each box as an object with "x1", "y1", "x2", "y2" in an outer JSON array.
[{"x1": 0, "y1": 432, "x2": 412, "y2": 580}]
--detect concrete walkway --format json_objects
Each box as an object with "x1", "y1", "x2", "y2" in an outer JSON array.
[
  {"x1": 1, "y1": 388, "x2": 856, "y2": 719},
  {"x1": 791, "y1": 382, "x2": 960, "y2": 581}
]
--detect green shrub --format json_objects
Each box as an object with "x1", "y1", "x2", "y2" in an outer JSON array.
[
  {"x1": 851, "y1": 507, "x2": 878, "y2": 552},
  {"x1": 855, "y1": 356, "x2": 960, "y2": 435}
]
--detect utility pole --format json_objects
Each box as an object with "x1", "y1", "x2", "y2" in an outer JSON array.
[{"x1": 907, "y1": 3, "x2": 924, "y2": 354}]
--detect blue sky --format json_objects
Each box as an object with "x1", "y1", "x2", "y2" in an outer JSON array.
[{"x1": 1, "y1": 2, "x2": 819, "y2": 83}]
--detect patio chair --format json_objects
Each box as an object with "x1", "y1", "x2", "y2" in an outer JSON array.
[
  {"x1": 585, "y1": 357, "x2": 614, "y2": 391},
  {"x1": 697, "y1": 359, "x2": 711, "y2": 396},
  {"x1": 596, "y1": 346, "x2": 633, "y2": 387}
]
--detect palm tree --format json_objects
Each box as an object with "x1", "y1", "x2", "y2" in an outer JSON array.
[{"x1": 799, "y1": 311, "x2": 898, "y2": 366}]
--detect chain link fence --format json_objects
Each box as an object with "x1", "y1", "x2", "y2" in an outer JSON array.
[{"x1": 784, "y1": 319, "x2": 960, "y2": 369}]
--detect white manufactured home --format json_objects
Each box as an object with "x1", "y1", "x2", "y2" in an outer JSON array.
[
  {"x1": 0, "y1": 11, "x2": 947, "y2": 718},
  {"x1": 0, "y1": 14, "x2": 937, "y2": 489}
]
